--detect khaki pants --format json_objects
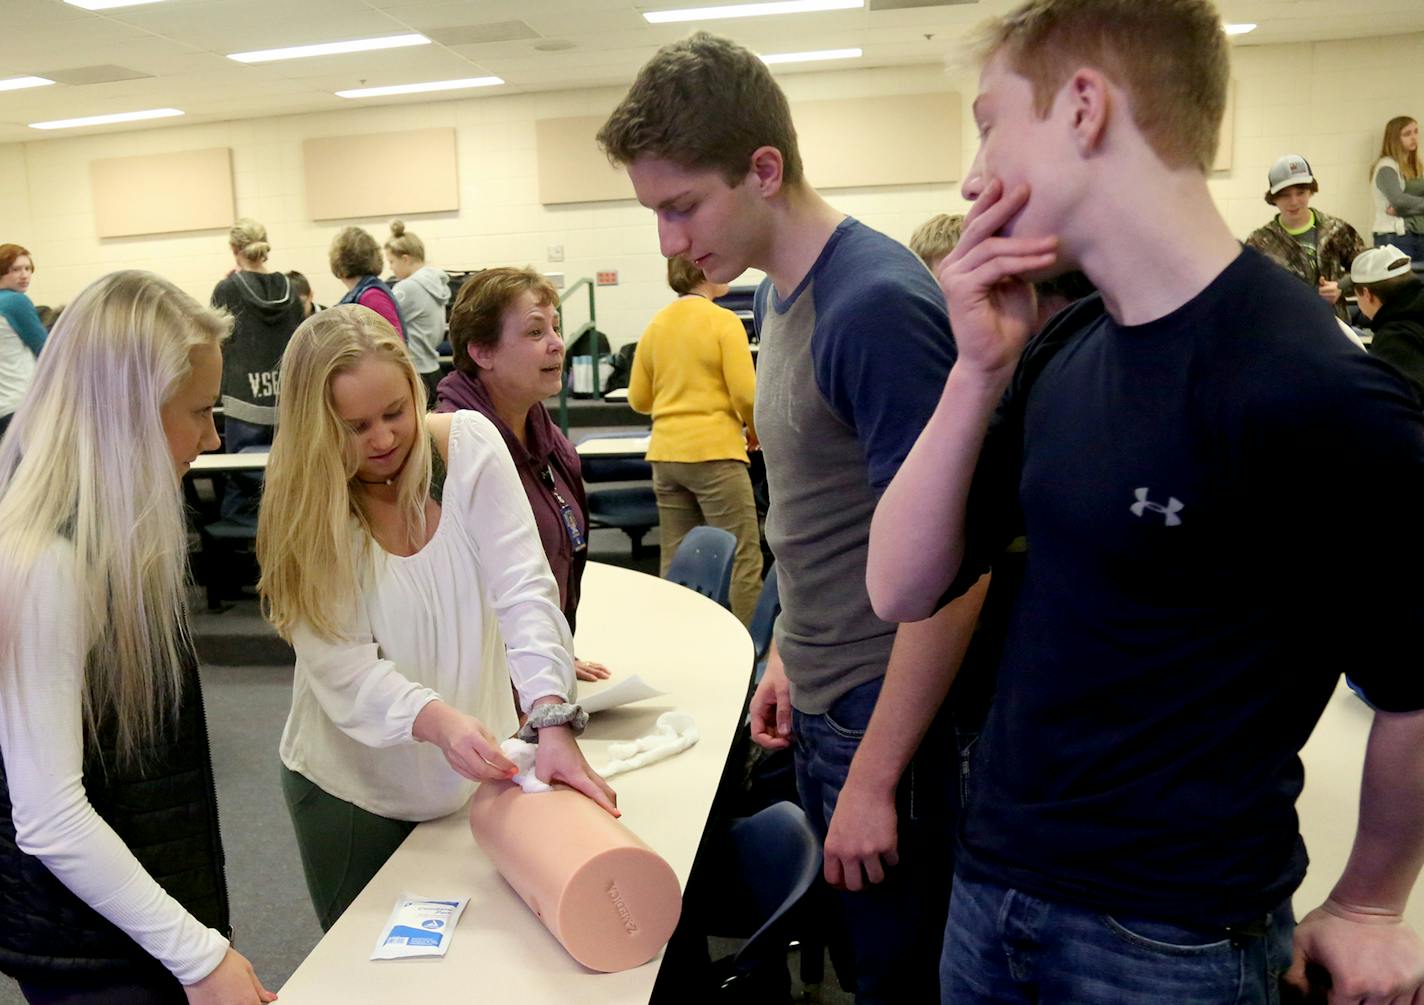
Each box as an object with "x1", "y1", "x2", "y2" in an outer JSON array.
[{"x1": 651, "y1": 459, "x2": 763, "y2": 625}]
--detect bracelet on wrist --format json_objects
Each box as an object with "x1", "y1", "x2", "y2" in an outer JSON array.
[{"x1": 516, "y1": 702, "x2": 588, "y2": 743}]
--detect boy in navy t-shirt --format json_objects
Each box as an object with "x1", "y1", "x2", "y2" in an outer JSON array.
[
  {"x1": 599, "y1": 32, "x2": 986, "y2": 1002},
  {"x1": 868, "y1": 0, "x2": 1424, "y2": 1002}
]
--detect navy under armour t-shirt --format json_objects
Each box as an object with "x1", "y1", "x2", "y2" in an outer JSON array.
[{"x1": 953, "y1": 247, "x2": 1424, "y2": 926}]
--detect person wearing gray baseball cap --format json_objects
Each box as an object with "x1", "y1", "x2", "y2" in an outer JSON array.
[
  {"x1": 1352, "y1": 244, "x2": 1424, "y2": 395},
  {"x1": 1246, "y1": 153, "x2": 1366, "y2": 321}
]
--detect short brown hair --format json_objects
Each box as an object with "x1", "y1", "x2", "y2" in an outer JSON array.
[
  {"x1": 384, "y1": 220, "x2": 426, "y2": 262},
  {"x1": 328, "y1": 227, "x2": 382, "y2": 280},
  {"x1": 0, "y1": 244, "x2": 33, "y2": 276},
  {"x1": 447, "y1": 267, "x2": 560, "y2": 376},
  {"x1": 908, "y1": 214, "x2": 965, "y2": 268},
  {"x1": 597, "y1": 31, "x2": 803, "y2": 187},
  {"x1": 977, "y1": 0, "x2": 1229, "y2": 173},
  {"x1": 1359, "y1": 270, "x2": 1418, "y2": 307},
  {"x1": 667, "y1": 257, "x2": 707, "y2": 296}
]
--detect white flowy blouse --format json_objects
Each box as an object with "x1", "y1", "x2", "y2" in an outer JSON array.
[{"x1": 279, "y1": 410, "x2": 576, "y2": 821}]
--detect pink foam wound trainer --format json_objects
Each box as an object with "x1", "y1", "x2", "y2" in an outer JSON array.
[{"x1": 468, "y1": 780, "x2": 681, "y2": 972}]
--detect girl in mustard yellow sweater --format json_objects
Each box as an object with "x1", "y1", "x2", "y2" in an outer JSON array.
[{"x1": 629, "y1": 259, "x2": 762, "y2": 623}]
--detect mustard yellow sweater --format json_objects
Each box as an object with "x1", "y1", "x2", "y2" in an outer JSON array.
[{"x1": 628, "y1": 296, "x2": 757, "y2": 463}]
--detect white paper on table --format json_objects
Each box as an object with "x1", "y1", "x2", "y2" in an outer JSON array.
[{"x1": 578, "y1": 675, "x2": 667, "y2": 714}]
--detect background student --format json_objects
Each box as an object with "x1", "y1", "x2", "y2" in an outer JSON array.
[
  {"x1": 0, "y1": 245, "x2": 45, "y2": 443},
  {"x1": 628, "y1": 257, "x2": 762, "y2": 626},
  {"x1": 329, "y1": 227, "x2": 405, "y2": 339},
  {"x1": 1371, "y1": 116, "x2": 1424, "y2": 262},
  {"x1": 258, "y1": 305, "x2": 614, "y2": 930},
  {"x1": 210, "y1": 218, "x2": 304, "y2": 522},
  {"x1": 1353, "y1": 243, "x2": 1424, "y2": 395},
  {"x1": 384, "y1": 221, "x2": 449, "y2": 404},
  {"x1": 908, "y1": 213, "x2": 965, "y2": 274},
  {"x1": 0, "y1": 270, "x2": 275, "y2": 1005},
  {"x1": 1246, "y1": 154, "x2": 1365, "y2": 321}
]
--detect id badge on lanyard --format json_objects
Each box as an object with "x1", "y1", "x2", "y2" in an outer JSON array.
[{"x1": 541, "y1": 464, "x2": 587, "y2": 553}]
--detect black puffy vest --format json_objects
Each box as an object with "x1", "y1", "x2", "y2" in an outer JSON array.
[{"x1": 0, "y1": 655, "x2": 230, "y2": 983}]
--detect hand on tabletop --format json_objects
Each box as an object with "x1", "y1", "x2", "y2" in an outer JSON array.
[
  {"x1": 936, "y1": 178, "x2": 1058, "y2": 383},
  {"x1": 749, "y1": 649, "x2": 792, "y2": 750},
  {"x1": 824, "y1": 777, "x2": 898, "y2": 893},
  {"x1": 575, "y1": 658, "x2": 612, "y2": 682},
  {"x1": 1318, "y1": 280, "x2": 1342, "y2": 304},
  {"x1": 184, "y1": 948, "x2": 277, "y2": 1005},
  {"x1": 1286, "y1": 899, "x2": 1424, "y2": 1004},
  {"x1": 534, "y1": 725, "x2": 619, "y2": 816},
  {"x1": 413, "y1": 701, "x2": 517, "y2": 783}
]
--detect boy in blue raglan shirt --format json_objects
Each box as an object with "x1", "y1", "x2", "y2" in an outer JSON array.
[{"x1": 599, "y1": 33, "x2": 988, "y2": 1002}]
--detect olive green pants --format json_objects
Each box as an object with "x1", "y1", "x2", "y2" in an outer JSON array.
[
  {"x1": 651, "y1": 459, "x2": 763, "y2": 626},
  {"x1": 280, "y1": 765, "x2": 417, "y2": 931}
]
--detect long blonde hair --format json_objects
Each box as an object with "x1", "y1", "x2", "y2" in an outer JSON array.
[
  {"x1": 1378, "y1": 116, "x2": 1421, "y2": 181},
  {"x1": 257, "y1": 305, "x2": 430, "y2": 641},
  {"x1": 0, "y1": 271, "x2": 230, "y2": 764}
]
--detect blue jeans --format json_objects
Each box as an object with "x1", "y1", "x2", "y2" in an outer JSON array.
[
  {"x1": 793, "y1": 677, "x2": 956, "y2": 1004},
  {"x1": 942, "y1": 874, "x2": 1295, "y2": 1004},
  {"x1": 1374, "y1": 231, "x2": 1424, "y2": 264},
  {"x1": 219, "y1": 416, "x2": 272, "y2": 524}
]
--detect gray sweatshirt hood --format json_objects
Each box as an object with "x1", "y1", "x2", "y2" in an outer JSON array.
[{"x1": 408, "y1": 266, "x2": 450, "y2": 304}]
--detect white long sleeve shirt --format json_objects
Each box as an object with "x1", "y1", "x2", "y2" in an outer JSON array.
[
  {"x1": 0, "y1": 541, "x2": 229, "y2": 984},
  {"x1": 279, "y1": 409, "x2": 576, "y2": 821}
]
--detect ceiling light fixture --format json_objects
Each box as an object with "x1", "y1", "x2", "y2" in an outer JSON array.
[
  {"x1": 228, "y1": 33, "x2": 430, "y2": 64},
  {"x1": 29, "y1": 107, "x2": 184, "y2": 130},
  {"x1": 1224, "y1": 23, "x2": 1257, "y2": 35},
  {"x1": 336, "y1": 76, "x2": 504, "y2": 99},
  {"x1": 0, "y1": 76, "x2": 55, "y2": 92},
  {"x1": 644, "y1": 0, "x2": 863, "y2": 25},
  {"x1": 761, "y1": 47, "x2": 862, "y2": 65},
  {"x1": 64, "y1": 0, "x2": 168, "y2": 9}
]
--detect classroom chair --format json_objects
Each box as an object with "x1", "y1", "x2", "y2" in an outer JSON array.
[
  {"x1": 706, "y1": 800, "x2": 823, "y2": 998},
  {"x1": 579, "y1": 430, "x2": 659, "y2": 559},
  {"x1": 746, "y1": 563, "x2": 780, "y2": 684},
  {"x1": 666, "y1": 525, "x2": 736, "y2": 611}
]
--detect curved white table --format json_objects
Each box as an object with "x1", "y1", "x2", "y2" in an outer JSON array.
[{"x1": 277, "y1": 562, "x2": 752, "y2": 1003}]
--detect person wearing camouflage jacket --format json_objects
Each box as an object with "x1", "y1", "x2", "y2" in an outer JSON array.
[{"x1": 1246, "y1": 155, "x2": 1366, "y2": 322}]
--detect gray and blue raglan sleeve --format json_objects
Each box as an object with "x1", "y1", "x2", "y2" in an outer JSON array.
[{"x1": 810, "y1": 275, "x2": 957, "y2": 493}]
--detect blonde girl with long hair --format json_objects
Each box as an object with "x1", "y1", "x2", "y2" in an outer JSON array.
[
  {"x1": 0, "y1": 271, "x2": 275, "y2": 1005},
  {"x1": 1371, "y1": 115, "x2": 1424, "y2": 263},
  {"x1": 257, "y1": 305, "x2": 615, "y2": 931}
]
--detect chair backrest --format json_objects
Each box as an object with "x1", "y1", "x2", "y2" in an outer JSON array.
[
  {"x1": 727, "y1": 801, "x2": 822, "y2": 973},
  {"x1": 746, "y1": 563, "x2": 779, "y2": 667},
  {"x1": 576, "y1": 429, "x2": 653, "y2": 483},
  {"x1": 666, "y1": 525, "x2": 736, "y2": 610}
]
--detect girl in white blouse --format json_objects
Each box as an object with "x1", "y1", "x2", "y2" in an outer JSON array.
[
  {"x1": 257, "y1": 305, "x2": 615, "y2": 930},
  {"x1": 0, "y1": 271, "x2": 273, "y2": 1004}
]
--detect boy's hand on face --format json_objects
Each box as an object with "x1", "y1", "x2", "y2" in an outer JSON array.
[
  {"x1": 1286, "y1": 900, "x2": 1424, "y2": 1004},
  {"x1": 937, "y1": 179, "x2": 1058, "y2": 385}
]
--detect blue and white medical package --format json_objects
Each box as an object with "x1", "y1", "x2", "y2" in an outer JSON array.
[{"x1": 370, "y1": 892, "x2": 470, "y2": 960}]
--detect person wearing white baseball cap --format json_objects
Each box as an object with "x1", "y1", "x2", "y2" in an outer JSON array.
[
  {"x1": 1352, "y1": 244, "x2": 1424, "y2": 395},
  {"x1": 1246, "y1": 153, "x2": 1366, "y2": 321}
]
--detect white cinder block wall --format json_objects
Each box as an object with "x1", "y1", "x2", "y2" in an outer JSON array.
[{"x1": 2, "y1": 32, "x2": 1421, "y2": 348}]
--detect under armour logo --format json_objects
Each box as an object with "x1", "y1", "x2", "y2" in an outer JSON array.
[{"x1": 1130, "y1": 487, "x2": 1183, "y2": 527}]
